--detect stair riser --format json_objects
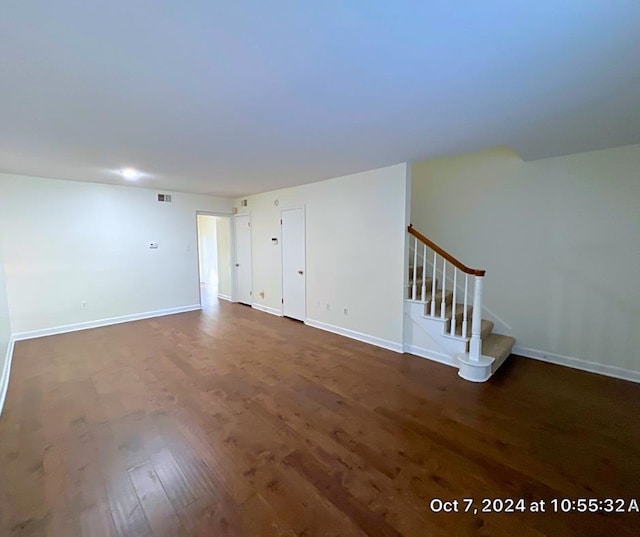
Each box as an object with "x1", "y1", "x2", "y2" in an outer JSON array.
[{"x1": 491, "y1": 351, "x2": 512, "y2": 373}]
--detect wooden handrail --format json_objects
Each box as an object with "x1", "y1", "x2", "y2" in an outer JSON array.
[{"x1": 408, "y1": 225, "x2": 486, "y2": 277}]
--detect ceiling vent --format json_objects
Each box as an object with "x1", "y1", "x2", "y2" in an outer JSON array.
[{"x1": 157, "y1": 193, "x2": 172, "y2": 203}]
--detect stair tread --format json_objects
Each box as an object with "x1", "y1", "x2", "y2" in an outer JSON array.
[{"x1": 482, "y1": 333, "x2": 516, "y2": 360}]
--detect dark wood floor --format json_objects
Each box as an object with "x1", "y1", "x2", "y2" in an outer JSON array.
[{"x1": 1, "y1": 300, "x2": 639, "y2": 537}]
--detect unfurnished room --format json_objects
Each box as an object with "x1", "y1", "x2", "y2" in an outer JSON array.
[{"x1": 0, "y1": 2, "x2": 639, "y2": 536}]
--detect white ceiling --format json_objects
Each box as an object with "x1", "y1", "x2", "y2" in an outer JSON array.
[{"x1": 1, "y1": 2, "x2": 639, "y2": 197}]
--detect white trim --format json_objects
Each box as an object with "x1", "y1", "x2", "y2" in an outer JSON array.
[
  {"x1": 514, "y1": 345, "x2": 640, "y2": 384},
  {"x1": 217, "y1": 293, "x2": 233, "y2": 302},
  {"x1": 402, "y1": 343, "x2": 457, "y2": 367},
  {"x1": 11, "y1": 305, "x2": 201, "y2": 341},
  {"x1": 251, "y1": 304, "x2": 283, "y2": 317},
  {"x1": 305, "y1": 318, "x2": 403, "y2": 353},
  {"x1": 0, "y1": 337, "x2": 16, "y2": 416}
]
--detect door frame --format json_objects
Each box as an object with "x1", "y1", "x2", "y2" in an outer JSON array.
[
  {"x1": 233, "y1": 212, "x2": 253, "y2": 305},
  {"x1": 195, "y1": 211, "x2": 234, "y2": 308},
  {"x1": 280, "y1": 205, "x2": 306, "y2": 320}
]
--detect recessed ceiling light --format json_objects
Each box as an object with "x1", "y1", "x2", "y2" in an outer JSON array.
[{"x1": 120, "y1": 168, "x2": 140, "y2": 180}]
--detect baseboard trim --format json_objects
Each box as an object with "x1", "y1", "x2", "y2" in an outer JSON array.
[
  {"x1": 403, "y1": 344, "x2": 457, "y2": 368},
  {"x1": 513, "y1": 345, "x2": 640, "y2": 384},
  {"x1": 251, "y1": 304, "x2": 283, "y2": 317},
  {"x1": 11, "y1": 305, "x2": 202, "y2": 342},
  {"x1": 0, "y1": 337, "x2": 16, "y2": 416},
  {"x1": 304, "y1": 319, "x2": 403, "y2": 353},
  {"x1": 217, "y1": 293, "x2": 233, "y2": 302}
]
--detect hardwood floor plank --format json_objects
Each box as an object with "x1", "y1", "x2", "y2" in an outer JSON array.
[
  {"x1": 284, "y1": 449, "x2": 403, "y2": 537},
  {"x1": 104, "y1": 470, "x2": 153, "y2": 537},
  {"x1": 129, "y1": 461, "x2": 186, "y2": 537},
  {"x1": 1, "y1": 300, "x2": 639, "y2": 536},
  {"x1": 177, "y1": 493, "x2": 240, "y2": 537},
  {"x1": 148, "y1": 447, "x2": 199, "y2": 511}
]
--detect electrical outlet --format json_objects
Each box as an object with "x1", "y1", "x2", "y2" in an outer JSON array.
[
  {"x1": 81, "y1": 301, "x2": 88, "y2": 309},
  {"x1": 343, "y1": 308, "x2": 348, "y2": 316},
  {"x1": 326, "y1": 304, "x2": 330, "y2": 311}
]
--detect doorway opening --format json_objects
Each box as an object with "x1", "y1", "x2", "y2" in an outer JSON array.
[{"x1": 196, "y1": 214, "x2": 232, "y2": 310}]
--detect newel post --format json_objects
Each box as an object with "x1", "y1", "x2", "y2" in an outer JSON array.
[{"x1": 469, "y1": 275, "x2": 484, "y2": 361}]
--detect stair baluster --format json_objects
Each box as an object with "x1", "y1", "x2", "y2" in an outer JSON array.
[
  {"x1": 440, "y1": 260, "x2": 447, "y2": 319},
  {"x1": 430, "y1": 252, "x2": 437, "y2": 316},
  {"x1": 421, "y1": 243, "x2": 427, "y2": 302},
  {"x1": 450, "y1": 270, "x2": 457, "y2": 335},
  {"x1": 411, "y1": 236, "x2": 418, "y2": 300},
  {"x1": 462, "y1": 274, "x2": 469, "y2": 338}
]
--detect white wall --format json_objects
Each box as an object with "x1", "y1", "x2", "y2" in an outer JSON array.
[
  {"x1": 237, "y1": 164, "x2": 409, "y2": 349},
  {"x1": 215, "y1": 217, "x2": 232, "y2": 299},
  {"x1": 0, "y1": 244, "x2": 12, "y2": 398},
  {"x1": 0, "y1": 174, "x2": 233, "y2": 334},
  {"x1": 411, "y1": 144, "x2": 640, "y2": 378}
]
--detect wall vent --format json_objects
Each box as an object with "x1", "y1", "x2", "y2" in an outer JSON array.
[{"x1": 157, "y1": 193, "x2": 172, "y2": 203}]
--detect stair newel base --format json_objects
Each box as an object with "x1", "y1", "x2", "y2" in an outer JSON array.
[
  {"x1": 458, "y1": 353, "x2": 495, "y2": 382},
  {"x1": 469, "y1": 275, "x2": 484, "y2": 362}
]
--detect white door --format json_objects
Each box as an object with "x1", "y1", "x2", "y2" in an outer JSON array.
[
  {"x1": 281, "y1": 208, "x2": 306, "y2": 320},
  {"x1": 234, "y1": 214, "x2": 252, "y2": 305}
]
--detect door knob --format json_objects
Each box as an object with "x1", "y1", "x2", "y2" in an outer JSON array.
[{"x1": 298, "y1": 270, "x2": 304, "y2": 275}]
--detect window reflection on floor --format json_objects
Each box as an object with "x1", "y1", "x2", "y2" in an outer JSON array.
[{"x1": 200, "y1": 284, "x2": 219, "y2": 311}]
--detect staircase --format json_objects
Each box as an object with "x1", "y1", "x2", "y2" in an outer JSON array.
[{"x1": 403, "y1": 225, "x2": 515, "y2": 382}]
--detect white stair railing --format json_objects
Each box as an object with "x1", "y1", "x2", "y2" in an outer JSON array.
[{"x1": 407, "y1": 225, "x2": 486, "y2": 361}]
